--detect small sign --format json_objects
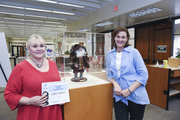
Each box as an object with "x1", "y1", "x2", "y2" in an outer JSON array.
[
  {"x1": 157, "y1": 45, "x2": 167, "y2": 53},
  {"x1": 42, "y1": 81, "x2": 70, "y2": 107},
  {"x1": 114, "y1": 5, "x2": 118, "y2": 12}
]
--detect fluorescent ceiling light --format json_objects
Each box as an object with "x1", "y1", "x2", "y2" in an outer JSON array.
[
  {"x1": 12, "y1": 38, "x2": 27, "y2": 39},
  {"x1": 35, "y1": 0, "x2": 85, "y2": 8},
  {"x1": 24, "y1": 26, "x2": 39, "y2": 28},
  {"x1": 25, "y1": 15, "x2": 47, "y2": 18},
  {"x1": 39, "y1": 27, "x2": 53, "y2": 29},
  {"x1": 8, "y1": 25, "x2": 24, "y2": 27},
  {"x1": 127, "y1": 7, "x2": 163, "y2": 17},
  {"x1": 36, "y1": 0, "x2": 57, "y2": 4},
  {"x1": 78, "y1": 29, "x2": 91, "y2": 32},
  {"x1": 42, "y1": 24, "x2": 56, "y2": 27},
  {"x1": 25, "y1": 15, "x2": 67, "y2": 20},
  {"x1": 57, "y1": 26, "x2": 63, "y2": 29},
  {"x1": 0, "y1": 12, "x2": 24, "y2": 16},
  {"x1": 0, "y1": 4, "x2": 24, "y2": 9},
  {"x1": 38, "y1": 29, "x2": 52, "y2": 31},
  {"x1": 0, "y1": 3, "x2": 73, "y2": 16},
  {"x1": 24, "y1": 19, "x2": 44, "y2": 22},
  {"x1": 26, "y1": 8, "x2": 51, "y2": 12},
  {"x1": 45, "y1": 21, "x2": 61, "y2": 24},
  {"x1": 95, "y1": 21, "x2": 114, "y2": 27},
  {"x1": 25, "y1": 30, "x2": 38, "y2": 31},
  {"x1": 3, "y1": 17, "x2": 24, "y2": 21},
  {"x1": 24, "y1": 23, "x2": 42, "y2": 26},
  {"x1": 6, "y1": 22, "x2": 24, "y2": 24},
  {"x1": 48, "y1": 31, "x2": 60, "y2": 33},
  {"x1": 58, "y1": 3, "x2": 85, "y2": 8},
  {"x1": 52, "y1": 11, "x2": 75, "y2": 15},
  {"x1": 47, "y1": 17, "x2": 67, "y2": 20},
  {"x1": 10, "y1": 28, "x2": 25, "y2": 29}
]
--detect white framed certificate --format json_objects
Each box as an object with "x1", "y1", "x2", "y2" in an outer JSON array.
[{"x1": 42, "y1": 81, "x2": 70, "y2": 106}]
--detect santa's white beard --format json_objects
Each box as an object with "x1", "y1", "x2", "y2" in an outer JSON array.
[{"x1": 76, "y1": 49, "x2": 86, "y2": 58}]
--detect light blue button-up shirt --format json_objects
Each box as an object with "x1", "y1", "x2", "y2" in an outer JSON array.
[{"x1": 106, "y1": 46, "x2": 150, "y2": 105}]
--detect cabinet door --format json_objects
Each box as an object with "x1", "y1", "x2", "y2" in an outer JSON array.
[
  {"x1": 146, "y1": 66, "x2": 170, "y2": 110},
  {"x1": 154, "y1": 28, "x2": 172, "y2": 61},
  {"x1": 136, "y1": 26, "x2": 150, "y2": 64}
]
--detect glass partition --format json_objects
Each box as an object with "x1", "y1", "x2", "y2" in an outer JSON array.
[{"x1": 52, "y1": 31, "x2": 111, "y2": 79}]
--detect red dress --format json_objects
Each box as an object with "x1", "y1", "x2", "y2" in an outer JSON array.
[{"x1": 4, "y1": 60, "x2": 63, "y2": 120}]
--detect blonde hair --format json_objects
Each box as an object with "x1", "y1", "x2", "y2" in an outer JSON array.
[
  {"x1": 26, "y1": 34, "x2": 45, "y2": 48},
  {"x1": 26, "y1": 34, "x2": 45, "y2": 56}
]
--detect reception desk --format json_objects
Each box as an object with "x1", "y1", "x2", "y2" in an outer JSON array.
[
  {"x1": 146, "y1": 65, "x2": 180, "y2": 110},
  {"x1": 62, "y1": 72, "x2": 113, "y2": 120}
]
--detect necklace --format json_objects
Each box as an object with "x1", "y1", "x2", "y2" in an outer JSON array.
[
  {"x1": 30, "y1": 57, "x2": 44, "y2": 68},
  {"x1": 117, "y1": 51, "x2": 121, "y2": 53}
]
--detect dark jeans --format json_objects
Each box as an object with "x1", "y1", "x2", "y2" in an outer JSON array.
[{"x1": 113, "y1": 98, "x2": 145, "y2": 120}]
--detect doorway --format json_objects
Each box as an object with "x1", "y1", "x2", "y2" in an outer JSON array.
[{"x1": 12, "y1": 45, "x2": 25, "y2": 57}]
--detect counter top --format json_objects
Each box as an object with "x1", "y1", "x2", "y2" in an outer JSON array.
[
  {"x1": 147, "y1": 64, "x2": 180, "y2": 70},
  {"x1": 63, "y1": 74, "x2": 110, "y2": 90}
]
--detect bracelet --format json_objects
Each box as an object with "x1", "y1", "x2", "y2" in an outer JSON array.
[{"x1": 128, "y1": 88, "x2": 132, "y2": 94}]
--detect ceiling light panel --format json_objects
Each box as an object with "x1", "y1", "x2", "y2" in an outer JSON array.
[
  {"x1": 10, "y1": 28, "x2": 25, "y2": 30},
  {"x1": 42, "y1": 24, "x2": 56, "y2": 27},
  {"x1": 6, "y1": 22, "x2": 24, "y2": 24},
  {"x1": 0, "y1": 12, "x2": 24, "y2": 16},
  {"x1": 0, "y1": 4, "x2": 74, "y2": 16},
  {"x1": 8, "y1": 25, "x2": 24, "y2": 27},
  {"x1": 24, "y1": 19, "x2": 44, "y2": 22},
  {"x1": 95, "y1": 21, "x2": 114, "y2": 27},
  {"x1": 35, "y1": 0, "x2": 85, "y2": 8},
  {"x1": 58, "y1": 3, "x2": 85, "y2": 8},
  {"x1": 3, "y1": 17, "x2": 24, "y2": 21},
  {"x1": 0, "y1": 4, "x2": 24, "y2": 9},
  {"x1": 127, "y1": 7, "x2": 163, "y2": 17},
  {"x1": 36, "y1": 0, "x2": 58, "y2": 4},
  {"x1": 26, "y1": 7, "x2": 51, "y2": 12},
  {"x1": 25, "y1": 15, "x2": 67, "y2": 20},
  {"x1": 78, "y1": 29, "x2": 91, "y2": 32},
  {"x1": 52, "y1": 11, "x2": 75, "y2": 15},
  {"x1": 44, "y1": 21, "x2": 61, "y2": 24},
  {"x1": 24, "y1": 23, "x2": 42, "y2": 26},
  {"x1": 47, "y1": 17, "x2": 67, "y2": 20}
]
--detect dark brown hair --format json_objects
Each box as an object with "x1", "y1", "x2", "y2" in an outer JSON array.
[{"x1": 112, "y1": 26, "x2": 130, "y2": 48}]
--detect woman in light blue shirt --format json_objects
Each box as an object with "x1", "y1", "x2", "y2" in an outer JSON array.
[{"x1": 106, "y1": 27, "x2": 149, "y2": 120}]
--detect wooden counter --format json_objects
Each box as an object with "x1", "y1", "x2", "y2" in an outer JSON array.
[
  {"x1": 62, "y1": 72, "x2": 113, "y2": 120},
  {"x1": 146, "y1": 65, "x2": 180, "y2": 110}
]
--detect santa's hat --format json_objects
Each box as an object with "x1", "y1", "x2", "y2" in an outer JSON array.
[
  {"x1": 73, "y1": 44, "x2": 81, "y2": 51},
  {"x1": 72, "y1": 44, "x2": 87, "y2": 53}
]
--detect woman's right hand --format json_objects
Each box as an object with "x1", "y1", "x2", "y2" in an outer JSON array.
[{"x1": 111, "y1": 79, "x2": 122, "y2": 96}]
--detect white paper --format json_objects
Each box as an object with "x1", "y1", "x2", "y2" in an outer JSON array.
[{"x1": 42, "y1": 81, "x2": 70, "y2": 106}]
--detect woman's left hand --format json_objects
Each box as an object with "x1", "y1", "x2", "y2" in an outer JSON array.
[{"x1": 121, "y1": 89, "x2": 131, "y2": 98}]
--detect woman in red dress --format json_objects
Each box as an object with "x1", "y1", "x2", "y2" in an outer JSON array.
[{"x1": 4, "y1": 34, "x2": 63, "y2": 120}]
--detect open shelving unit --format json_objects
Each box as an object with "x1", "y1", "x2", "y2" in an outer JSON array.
[{"x1": 146, "y1": 65, "x2": 180, "y2": 110}]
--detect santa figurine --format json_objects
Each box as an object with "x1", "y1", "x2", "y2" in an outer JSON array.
[{"x1": 70, "y1": 44, "x2": 90, "y2": 82}]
